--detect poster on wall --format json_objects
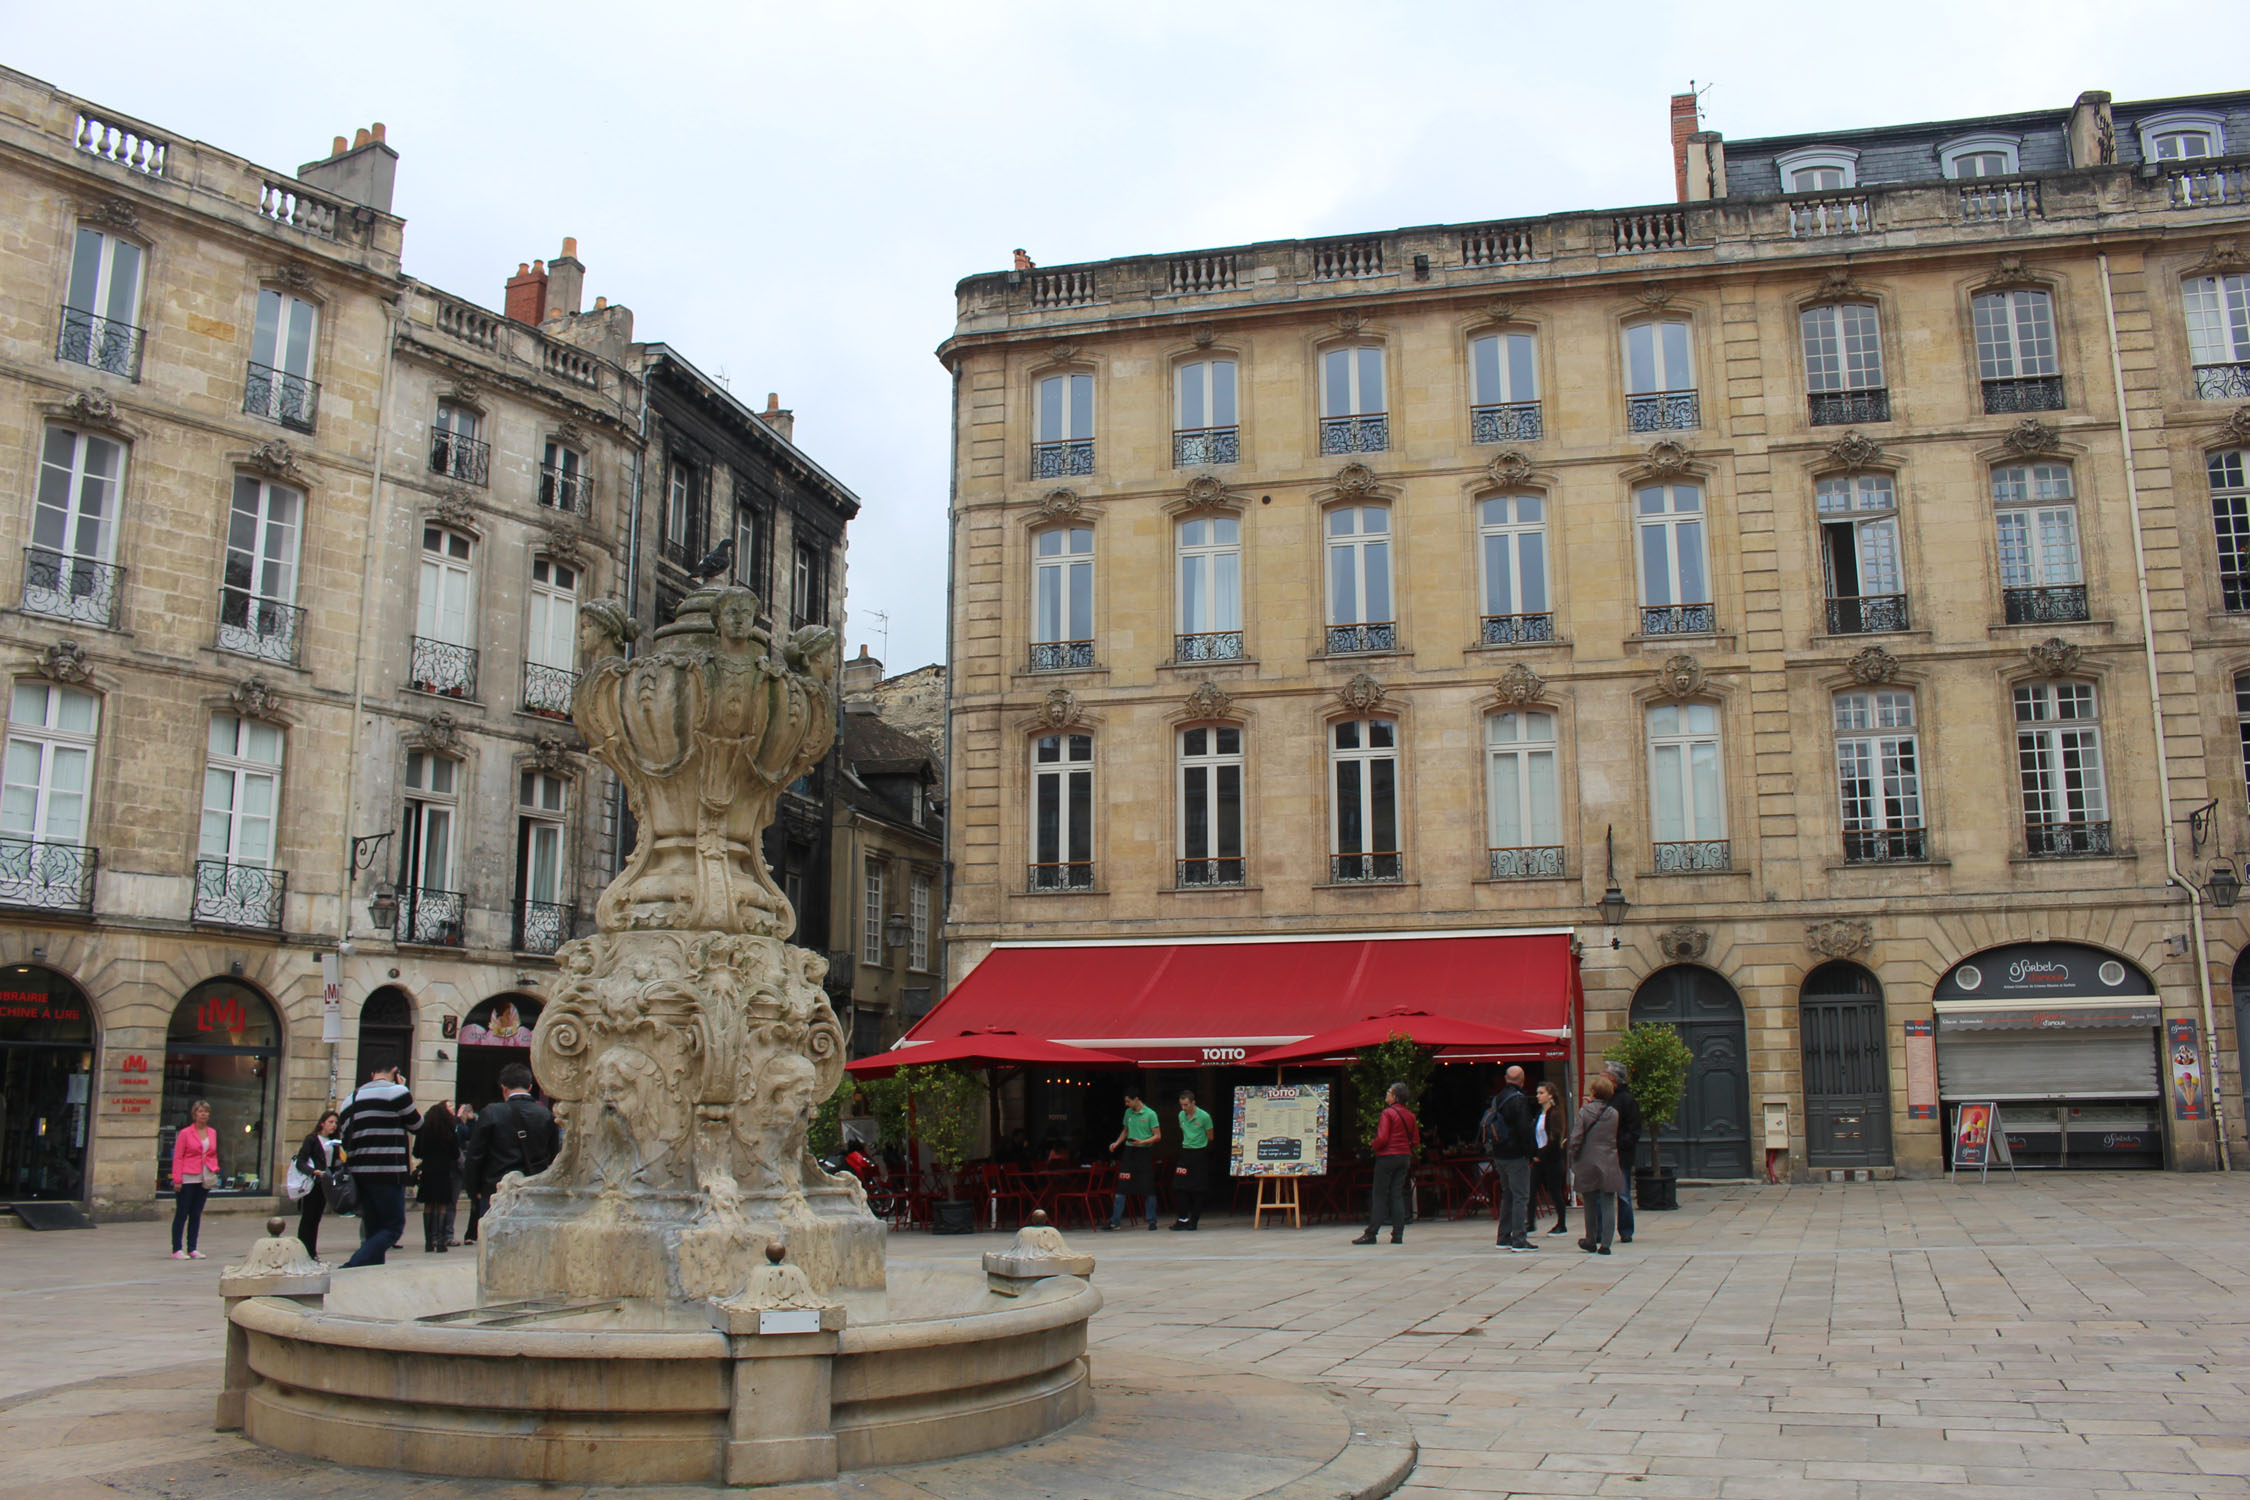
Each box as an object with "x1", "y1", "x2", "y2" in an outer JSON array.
[
  {"x1": 1904, "y1": 1018, "x2": 1938, "y2": 1121},
  {"x1": 2169, "y1": 1018, "x2": 2205, "y2": 1121},
  {"x1": 1229, "y1": 1084, "x2": 1330, "y2": 1178},
  {"x1": 459, "y1": 995, "x2": 540, "y2": 1049}
]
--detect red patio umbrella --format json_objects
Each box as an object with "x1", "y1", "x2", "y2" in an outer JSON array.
[
  {"x1": 844, "y1": 1027, "x2": 1138, "y2": 1078},
  {"x1": 1242, "y1": 1007, "x2": 1562, "y2": 1067}
]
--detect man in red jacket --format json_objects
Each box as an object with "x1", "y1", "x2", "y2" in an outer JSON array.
[{"x1": 1352, "y1": 1082, "x2": 1420, "y2": 1245}]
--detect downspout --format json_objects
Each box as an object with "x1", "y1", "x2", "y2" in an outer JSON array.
[
  {"x1": 2099, "y1": 251, "x2": 2231, "y2": 1171},
  {"x1": 613, "y1": 357, "x2": 653, "y2": 879},
  {"x1": 938, "y1": 361, "x2": 961, "y2": 1024}
]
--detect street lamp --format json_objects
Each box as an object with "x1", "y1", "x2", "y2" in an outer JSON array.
[
  {"x1": 368, "y1": 884, "x2": 398, "y2": 933},
  {"x1": 2208, "y1": 859, "x2": 2242, "y2": 910},
  {"x1": 1595, "y1": 825, "x2": 1630, "y2": 928},
  {"x1": 883, "y1": 912, "x2": 912, "y2": 949}
]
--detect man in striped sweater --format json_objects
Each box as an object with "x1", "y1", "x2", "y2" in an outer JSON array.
[{"x1": 338, "y1": 1065, "x2": 420, "y2": 1267}]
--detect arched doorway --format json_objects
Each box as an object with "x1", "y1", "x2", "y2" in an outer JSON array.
[
  {"x1": 1800, "y1": 962, "x2": 1893, "y2": 1169},
  {"x1": 160, "y1": 980, "x2": 281, "y2": 1196},
  {"x1": 454, "y1": 992, "x2": 541, "y2": 1108},
  {"x1": 1629, "y1": 966, "x2": 1752, "y2": 1178},
  {"x1": 0, "y1": 963, "x2": 96, "y2": 1201},
  {"x1": 357, "y1": 986, "x2": 415, "y2": 1085}
]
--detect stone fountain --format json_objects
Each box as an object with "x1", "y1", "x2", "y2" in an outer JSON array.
[{"x1": 214, "y1": 587, "x2": 1099, "y2": 1486}]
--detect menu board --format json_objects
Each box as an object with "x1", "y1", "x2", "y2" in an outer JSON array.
[{"x1": 1229, "y1": 1084, "x2": 1330, "y2": 1178}]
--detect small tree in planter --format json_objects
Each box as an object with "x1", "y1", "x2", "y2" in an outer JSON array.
[
  {"x1": 1603, "y1": 1023, "x2": 1693, "y2": 1210},
  {"x1": 1347, "y1": 1034, "x2": 1438, "y2": 1152},
  {"x1": 895, "y1": 1063, "x2": 985, "y2": 1232}
]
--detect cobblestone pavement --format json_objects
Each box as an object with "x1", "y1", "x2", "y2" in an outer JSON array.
[{"x1": 5, "y1": 1174, "x2": 2250, "y2": 1498}]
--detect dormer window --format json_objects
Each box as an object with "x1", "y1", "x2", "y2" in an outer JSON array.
[
  {"x1": 2138, "y1": 111, "x2": 2224, "y2": 163},
  {"x1": 1776, "y1": 147, "x2": 1858, "y2": 193},
  {"x1": 1939, "y1": 134, "x2": 2020, "y2": 179}
]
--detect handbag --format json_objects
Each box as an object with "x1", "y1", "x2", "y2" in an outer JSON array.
[
  {"x1": 285, "y1": 1163, "x2": 313, "y2": 1201},
  {"x1": 324, "y1": 1159, "x2": 361, "y2": 1215}
]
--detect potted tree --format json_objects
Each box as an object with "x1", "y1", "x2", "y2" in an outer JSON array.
[
  {"x1": 1603, "y1": 1023, "x2": 1693, "y2": 1211},
  {"x1": 896, "y1": 1063, "x2": 985, "y2": 1234}
]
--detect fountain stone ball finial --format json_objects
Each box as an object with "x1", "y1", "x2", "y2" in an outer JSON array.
[
  {"x1": 766, "y1": 1239, "x2": 788, "y2": 1264},
  {"x1": 267, "y1": 1216, "x2": 288, "y2": 1237}
]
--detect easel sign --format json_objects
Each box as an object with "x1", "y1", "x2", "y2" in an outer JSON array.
[
  {"x1": 1230, "y1": 1083, "x2": 1330, "y2": 1229},
  {"x1": 1950, "y1": 1101, "x2": 2018, "y2": 1182}
]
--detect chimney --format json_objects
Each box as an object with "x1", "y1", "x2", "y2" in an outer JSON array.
[
  {"x1": 546, "y1": 236, "x2": 585, "y2": 319},
  {"x1": 1683, "y1": 131, "x2": 1727, "y2": 201},
  {"x1": 842, "y1": 644, "x2": 884, "y2": 697},
  {"x1": 2067, "y1": 90, "x2": 2116, "y2": 168},
  {"x1": 1670, "y1": 93, "x2": 1701, "y2": 202},
  {"x1": 757, "y1": 392, "x2": 795, "y2": 445},
  {"x1": 505, "y1": 260, "x2": 548, "y2": 325},
  {"x1": 296, "y1": 121, "x2": 399, "y2": 215}
]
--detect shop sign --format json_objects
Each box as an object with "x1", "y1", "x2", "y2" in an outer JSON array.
[
  {"x1": 1904, "y1": 1019, "x2": 1937, "y2": 1120},
  {"x1": 113, "y1": 1051, "x2": 152, "y2": 1113},
  {"x1": 320, "y1": 953, "x2": 342, "y2": 1044},
  {"x1": 1200, "y1": 1046, "x2": 1245, "y2": 1063},
  {"x1": 2169, "y1": 1018, "x2": 2205, "y2": 1121},
  {"x1": 1935, "y1": 943, "x2": 2153, "y2": 1002},
  {"x1": 194, "y1": 990, "x2": 250, "y2": 1036},
  {"x1": 1228, "y1": 1083, "x2": 1330, "y2": 1178},
  {"x1": 0, "y1": 987, "x2": 82, "y2": 1024},
  {"x1": 1950, "y1": 1102, "x2": 2016, "y2": 1171},
  {"x1": 1936, "y1": 1004, "x2": 2161, "y2": 1032}
]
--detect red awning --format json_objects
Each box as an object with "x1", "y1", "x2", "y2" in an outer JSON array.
[{"x1": 906, "y1": 930, "x2": 1579, "y2": 1066}]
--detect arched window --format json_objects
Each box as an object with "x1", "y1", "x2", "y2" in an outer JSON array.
[
  {"x1": 1030, "y1": 525, "x2": 1094, "y2": 671},
  {"x1": 523, "y1": 555, "x2": 579, "y2": 717},
  {"x1": 1972, "y1": 288, "x2": 2063, "y2": 413},
  {"x1": 1834, "y1": 688, "x2": 1923, "y2": 863},
  {"x1": 1029, "y1": 732, "x2": 1094, "y2": 890},
  {"x1": 400, "y1": 751, "x2": 464, "y2": 945},
  {"x1": 1174, "y1": 515, "x2": 1241, "y2": 661},
  {"x1": 412, "y1": 525, "x2": 478, "y2": 695},
  {"x1": 1477, "y1": 494, "x2": 1551, "y2": 643},
  {"x1": 356, "y1": 985, "x2": 414, "y2": 1083},
  {"x1": 1319, "y1": 346, "x2": 1387, "y2": 454},
  {"x1": 160, "y1": 980, "x2": 281, "y2": 1195},
  {"x1": 1801, "y1": 302, "x2": 1888, "y2": 424},
  {"x1": 28, "y1": 425, "x2": 125, "y2": 628},
  {"x1": 1329, "y1": 717, "x2": 1400, "y2": 883},
  {"x1": 1176, "y1": 724, "x2": 1244, "y2": 888},
  {"x1": 1993, "y1": 463, "x2": 2086, "y2": 623},
  {"x1": 1623, "y1": 320, "x2": 1697, "y2": 431},
  {"x1": 1485, "y1": 710, "x2": 1560, "y2": 878},
  {"x1": 61, "y1": 223, "x2": 144, "y2": 378},
  {"x1": 1325, "y1": 504, "x2": 1393, "y2": 653},
  {"x1": 2014, "y1": 680, "x2": 2109, "y2": 857},
  {"x1": 1648, "y1": 702, "x2": 1726, "y2": 871},
  {"x1": 0, "y1": 965, "x2": 95, "y2": 1201},
  {"x1": 2, "y1": 680, "x2": 101, "y2": 909}
]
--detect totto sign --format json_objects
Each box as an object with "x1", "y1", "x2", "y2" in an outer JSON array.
[
  {"x1": 1201, "y1": 1047, "x2": 1246, "y2": 1063},
  {"x1": 196, "y1": 993, "x2": 248, "y2": 1035}
]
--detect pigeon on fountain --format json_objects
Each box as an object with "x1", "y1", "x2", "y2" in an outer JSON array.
[{"x1": 685, "y1": 535, "x2": 735, "y2": 583}]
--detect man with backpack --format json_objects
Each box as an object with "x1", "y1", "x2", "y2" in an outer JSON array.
[
  {"x1": 1481, "y1": 1065, "x2": 1538, "y2": 1253},
  {"x1": 463, "y1": 1063, "x2": 558, "y2": 1243}
]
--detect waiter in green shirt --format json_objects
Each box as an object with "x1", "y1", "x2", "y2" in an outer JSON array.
[
  {"x1": 1171, "y1": 1089, "x2": 1216, "y2": 1231},
  {"x1": 1106, "y1": 1088, "x2": 1161, "y2": 1231}
]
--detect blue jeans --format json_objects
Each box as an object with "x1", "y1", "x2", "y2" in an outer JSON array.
[
  {"x1": 343, "y1": 1181, "x2": 407, "y2": 1266},
  {"x1": 1110, "y1": 1192, "x2": 1156, "y2": 1226},
  {"x1": 171, "y1": 1183, "x2": 208, "y2": 1252},
  {"x1": 1617, "y1": 1179, "x2": 1636, "y2": 1240},
  {"x1": 1584, "y1": 1189, "x2": 1616, "y2": 1249}
]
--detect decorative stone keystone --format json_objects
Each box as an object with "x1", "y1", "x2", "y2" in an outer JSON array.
[
  {"x1": 984, "y1": 1210, "x2": 1096, "y2": 1296},
  {"x1": 215, "y1": 1217, "x2": 327, "y2": 1430}
]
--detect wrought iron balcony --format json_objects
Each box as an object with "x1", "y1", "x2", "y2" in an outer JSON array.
[
  {"x1": 1325, "y1": 621, "x2": 1397, "y2": 654},
  {"x1": 1639, "y1": 602, "x2": 1715, "y2": 636},
  {"x1": 2025, "y1": 820, "x2": 2113, "y2": 858},
  {"x1": 1329, "y1": 851, "x2": 1403, "y2": 884},
  {"x1": 538, "y1": 464, "x2": 592, "y2": 516},
  {"x1": 1488, "y1": 846, "x2": 1565, "y2": 879},
  {"x1": 1026, "y1": 862, "x2": 1095, "y2": 892},
  {"x1": 56, "y1": 305, "x2": 143, "y2": 380},
  {"x1": 2195, "y1": 362, "x2": 2250, "y2": 400},
  {"x1": 1031, "y1": 439, "x2": 1094, "y2": 478},
  {"x1": 1653, "y1": 839, "x2": 1731, "y2": 873},
  {"x1": 1982, "y1": 375, "x2": 2065, "y2": 413},
  {"x1": 1175, "y1": 857, "x2": 1246, "y2": 889},
  {"x1": 1825, "y1": 593, "x2": 1910, "y2": 635},
  {"x1": 192, "y1": 858, "x2": 284, "y2": 930},
  {"x1": 1843, "y1": 827, "x2": 1927, "y2": 864},
  {"x1": 429, "y1": 429, "x2": 490, "y2": 485},
  {"x1": 216, "y1": 588, "x2": 303, "y2": 665},
  {"x1": 1480, "y1": 612, "x2": 1555, "y2": 646},
  {"x1": 1471, "y1": 401, "x2": 1544, "y2": 443},
  {"x1": 0, "y1": 838, "x2": 97, "y2": 912},
  {"x1": 1172, "y1": 426, "x2": 1239, "y2": 466},
  {"x1": 21, "y1": 548, "x2": 122, "y2": 628},
  {"x1": 522, "y1": 661, "x2": 577, "y2": 719},
  {"x1": 399, "y1": 886, "x2": 466, "y2": 946},
  {"x1": 409, "y1": 636, "x2": 478, "y2": 697},
  {"x1": 2003, "y1": 584, "x2": 2089, "y2": 625},
  {"x1": 1029, "y1": 640, "x2": 1095, "y2": 672},
  {"x1": 1174, "y1": 630, "x2": 1244, "y2": 663},
  {"x1": 243, "y1": 362, "x2": 317, "y2": 432},
  {"x1": 1808, "y1": 388, "x2": 1891, "y2": 426},
  {"x1": 1318, "y1": 414, "x2": 1388, "y2": 454},
  {"x1": 516, "y1": 898, "x2": 571, "y2": 955},
  {"x1": 1627, "y1": 390, "x2": 1698, "y2": 432},
  {"x1": 659, "y1": 531, "x2": 705, "y2": 570}
]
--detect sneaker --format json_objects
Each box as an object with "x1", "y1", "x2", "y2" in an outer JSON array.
[
  {"x1": 1101, "y1": 1222, "x2": 1117, "y2": 1232},
  {"x1": 170, "y1": 1250, "x2": 189, "y2": 1260},
  {"x1": 1505, "y1": 1243, "x2": 1535, "y2": 1254},
  {"x1": 187, "y1": 1250, "x2": 206, "y2": 1259},
  {"x1": 1546, "y1": 1224, "x2": 1568, "y2": 1235},
  {"x1": 1513, "y1": 1240, "x2": 1537, "y2": 1251}
]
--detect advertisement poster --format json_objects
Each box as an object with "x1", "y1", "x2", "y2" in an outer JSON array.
[
  {"x1": 1904, "y1": 1018, "x2": 1937, "y2": 1121},
  {"x1": 1230, "y1": 1084, "x2": 1330, "y2": 1178},
  {"x1": 2169, "y1": 1018, "x2": 2205, "y2": 1121},
  {"x1": 1951, "y1": 1102, "x2": 1995, "y2": 1168}
]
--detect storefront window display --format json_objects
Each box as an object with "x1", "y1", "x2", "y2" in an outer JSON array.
[
  {"x1": 158, "y1": 980, "x2": 281, "y2": 1194},
  {"x1": 0, "y1": 964, "x2": 95, "y2": 1200},
  {"x1": 454, "y1": 992, "x2": 541, "y2": 1107}
]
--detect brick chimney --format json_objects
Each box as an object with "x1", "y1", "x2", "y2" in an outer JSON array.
[
  {"x1": 1670, "y1": 93, "x2": 1701, "y2": 202},
  {"x1": 757, "y1": 392, "x2": 795, "y2": 445},
  {"x1": 546, "y1": 236, "x2": 584, "y2": 319},
  {"x1": 504, "y1": 260, "x2": 548, "y2": 325},
  {"x1": 842, "y1": 644, "x2": 884, "y2": 697}
]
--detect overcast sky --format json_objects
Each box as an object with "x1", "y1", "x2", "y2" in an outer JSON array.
[{"x1": 13, "y1": 1, "x2": 2246, "y2": 670}]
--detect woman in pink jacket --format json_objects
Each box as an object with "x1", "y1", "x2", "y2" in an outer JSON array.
[{"x1": 170, "y1": 1099, "x2": 219, "y2": 1259}]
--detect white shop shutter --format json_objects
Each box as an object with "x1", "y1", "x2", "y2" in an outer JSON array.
[{"x1": 1936, "y1": 1028, "x2": 2158, "y2": 1101}]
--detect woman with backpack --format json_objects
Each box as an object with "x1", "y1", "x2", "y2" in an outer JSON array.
[{"x1": 1570, "y1": 1073, "x2": 1625, "y2": 1255}]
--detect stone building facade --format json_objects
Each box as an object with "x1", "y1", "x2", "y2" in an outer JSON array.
[
  {"x1": 937, "y1": 86, "x2": 2250, "y2": 1177},
  {"x1": 830, "y1": 699, "x2": 946, "y2": 1057}
]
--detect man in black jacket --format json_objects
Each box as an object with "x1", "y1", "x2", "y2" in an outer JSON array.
[
  {"x1": 1482, "y1": 1066, "x2": 1539, "y2": 1252},
  {"x1": 463, "y1": 1063, "x2": 558, "y2": 1243},
  {"x1": 1605, "y1": 1060, "x2": 1646, "y2": 1243}
]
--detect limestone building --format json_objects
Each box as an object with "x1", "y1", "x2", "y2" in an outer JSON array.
[{"x1": 935, "y1": 86, "x2": 2250, "y2": 1176}]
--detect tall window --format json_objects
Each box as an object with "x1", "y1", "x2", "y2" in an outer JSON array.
[
  {"x1": 1, "y1": 682, "x2": 99, "y2": 908},
  {"x1": 861, "y1": 859, "x2": 885, "y2": 965},
  {"x1": 1477, "y1": 494, "x2": 1551, "y2": 643},
  {"x1": 2215, "y1": 449, "x2": 2250, "y2": 613},
  {"x1": 412, "y1": 526, "x2": 477, "y2": 696},
  {"x1": 1033, "y1": 372, "x2": 1095, "y2": 477},
  {"x1": 523, "y1": 557, "x2": 579, "y2": 718},
  {"x1": 399, "y1": 751, "x2": 462, "y2": 944},
  {"x1": 1973, "y1": 289, "x2": 2063, "y2": 412},
  {"x1": 2015, "y1": 682, "x2": 2109, "y2": 856},
  {"x1": 1174, "y1": 359, "x2": 1238, "y2": 466},
  {"x1": 59, "y1": 226, "x2": 144, "y2": 378},
  {"x1": 1175, "y1": 515, "x2": 1241, "y2": 661},
  {"x1": 26, "y1": 426, "x2": 124, "y2": 627},
  {"x1": 1485, "y1": 711, "x2": 1560, "y2": 878},
  {"x1": 1319, "y1": 346, "x2": 1388, "y2": 454},
  {"x1": 539, "y1": 439, "x2": 588, "y2": 514},
  {"x1": 247, "y1": 289, "x2": 318, "y2": 431},
  {"x1": 1801, "y1": 303, "x2": 1888, "y2": 424},
  {"x1": 1329, "y1": 718, "x2": 1399, "y2": 883},
  {"x1": 1470, "y1": 331, "x2": 1541, "y2": 441},
  {"x1": 909, "y1": 872, "x2": 931, "y2": 971},
  {"x1": 219, "y1": 476, "x2": 302, "y2": 664},
  {"x1": 1636, "y1": 483, "x2": 1712, "y2": 634},
  {"x1": 1177, "y1": 725, "x2": 1244, "y2": 887},
  {"x1": 1032, "y1": 526, "x2": 1094, "y2": 670},
  {"x1": 1834, "y1": 690, "x2": 1924, "y2": 862},
  {"x1": 2238, "y1": 673, "x2": 2250, "y2": 799},
  {"x1": 1648, "y1": 702, "x2": 1726, "y2": 870},
  {"x1": 2185, "y1": 274, "x2": 2250, "y2": 399},
  {"x1": 429, "y1": 402, "x2": 487, "y2": 484},
  {"x1": 516, "y1": 771, "x2": 566, "y2": 954},
  {"x1": 664, "y1": 461, "x2": 702, "y2": 562},
  {"x1": 1030, "y1": 732, "x2": 1093, "y2": 890},
  {"x1": 792, "y1": 542, "x2": 826, "y2": 626},
  {"x1": 1624, "y1": 321, "x2": 1697, "y2": 431},
  {"x1": 197, "y1": 715, "x2": 284, "y2": 928},
  {"x1": 733, "y1": 503, "x2": 767, "y2": 592},
  {"x1": 1325, "y1": 504, "x2": 1393, "y2": 653},
  {"x1": 1817, "y1": 473, "x2": 1905, "y2": 634},
  {"x1": 1993, "y1": 464, "x2": 2086, "y2": 623}
]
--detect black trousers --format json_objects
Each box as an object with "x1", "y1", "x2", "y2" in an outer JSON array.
[
  {"x1": 296, "y1": 1180, "x2": 327, "y2": 1260},
  {"x1": 1536, "y1": 1154, "x2": 1569, "y2": 1230},
  {"x1": 1366, "y1": 1155, "x2": 1411, "y2": 1236}
]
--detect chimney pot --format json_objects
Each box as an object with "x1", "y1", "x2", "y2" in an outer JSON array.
[
  {"x1": 371, "y1": 122, "x2": 386, "y2": 142},
  {"x1": 562, "y1": 236, "x2": 578, "y2": 257},
  {"x1": 353, "y1": 127, "x2": 371, "y2": 149},
  {"x1": 594, "y1": 296, "x2": 607, "y2": 310},
  {"x1": 332, "y1": 135, "x2": 349, "y2": 156},
  {"x1": 766, "y1": 392, "x2": 780, "y2": 412}
]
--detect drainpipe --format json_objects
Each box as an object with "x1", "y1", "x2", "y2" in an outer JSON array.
[
  {"x1": 612, "y1": 357, "x2": 653, "y2": 879},
  {"x1": 2099, "y1": 251, "x2": 2231, "y2": 1171},
  {"x1": 939, "y1": 362, "x2": 961, "y2": 1017}
]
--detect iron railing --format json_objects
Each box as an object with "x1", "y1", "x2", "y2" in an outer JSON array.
[
  {"x1": 409, "y1": 636, "x2": 478, "y2": 698},
  {"x1": 2025, "y1": 820, "x2": 2113, "y2": 858},
  {"x1": 1029, "y1": 640, "x2": 1095, "y2": 672},
  {"x1": 1627, "y1": 390, "x2": 1698, "y2": 431},
  {"x1": 522, "y1": 662, "x2": 577, "y2": 718},
  {"x1": 1480, "y1": 612, "x2": 1555, "y2": 646},
  {"x1": 243, "y1": 362, "x2": 317, "y2": 432},
  {"x1": 2002, "y1": 585, "x2": 2089, "y2": 625},
  {"x1": 1653, "y1": 839, "x2": 1731, "y2": 873},
  {"x1": 1470, "y1": 402, "x2": 1544, "y2": 443},
  {"x1": 1808, "y1": 388, "x2": 1891, "y2": 426},
  {"x1": 1640, "y1": 602, "x2": 1715, "y2": 636},
  {"x1": 193, "y1": 858, "x2": 284, "y2": 930},
  {"x1": 1325, "y1": 621, "x2": 1397, "y2": 654},
  {"x1": 1172, "y1": 427, "x2": 1239, "y2": 466},
  {"x1": 1175, "y1": 857, "x2": 1247, "y2": 889},
  {"x1": 538, "y1": 464, "x2": 592, "y2": 515},
  {"x1": 217, "y1": 588, "x2": 303, "y2": 665},
  {"x1": 398, "y1": 886, "x2": 466, "y2": 947},
  {"x1": 1329, "y1": 851, "x2": 1403, "y2": 884},
  {"x1": 56, "y1": 306, "x2": 144, "y2": 380},
  {"x1": 0, "y1": 838, "x2": 97, "y2": 912},
  {"x1": 1032, "y1": 439, "x2": 1095, "y2": 478},
  {"x1": 1843, "y1": 827, "x2": 1927, "y2": 863},
  {"x1": 659, "y1": 531, "x2": 705, "y2": 570},
  {"x1": 1825, "y1": 594, "x2": 1910, "y2": 635},
  {"x1": 21, "y1": 548, "x2": 122, "y2": 627},
  {"x1": 429, "y1": 429, "x2": 490, "y2": 485},
  {"x1": 1318, "y1": 414, "x2": 1389, "y2": 454},
  {"x1": 1174, "y1": 631, "x2": 1244, "y2": 663},
  {"x1": 1027, "y1": 862, "x2": 1095, "y2": 892},
  {"x1": 1982, "y1": 375, "x2": 2065, "y2": 413},
  {"x1": 1488, "y1": 846, "x2": 1565, "y2": 879},
  {"x1": 2195, "y1": 363, "x2": 2250, "y2": 400},
  {"x1": 516, "y1": 898, "x2": 571, "y2": 955}
]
